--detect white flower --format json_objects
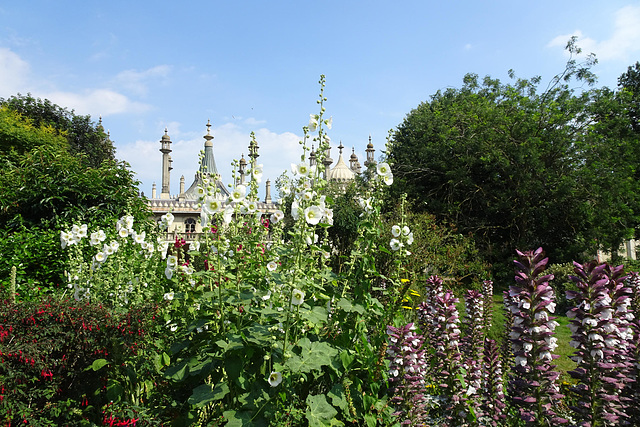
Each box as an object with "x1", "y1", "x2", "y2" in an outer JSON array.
[
  {"x1": 267, "y1": 261, "x2": 278, "y2": 272},
  {"x1": 229, "y1": 185, "x2": 247, "y2": 203},
  {"x1": 402, "y1": 226, "x2": 410, "y2": 236},
  {"x1": 270, "y1": 210, "x2": 285, "y2": 223},
  {"x1": 294, "y1": 162, "x2": 315, "y2": 177},
  {"x1": 251, "y1": 164, "x2": 263, "y2": 183},
  {"x1": 167, "y1": 255, "x2": 178, "y2": 269},
  {"x1": 308, "y1": 114, "x2": 319, "y2": 132},
  {"x1": 165, "y1": 267, "x2": 174, "y2": 280},
  {"x1": 60, "y1": 230, "x2": 73, "y2": 248},
  {"x1": 103, "y1": 243, "x2": 114, "y2": 256},
  {"x1": 304, "y1": 205, "x2": 323, "y2": 225},
  {"x1": 383, "y1": 173, "x2": 394, "y2": 186},
  {"x1": 76, "y1": 224, "x2": 88, "y2": 239},
  {"x1": 163, "y1": 291, "x2": 174, "y2": 301},
  {"x1": 391, "y1": 225, "x2": 401, "y2": 237},
  {"x1": 376, "y1": 162, "x2": 392, "y2": 177},
  {"x1": 324, "y1": 116, "x2": 332, "y2": 129},
  {"x1": 133, "y1": 230, "x2": 146, "y2": 244},
  {"x1": 406, "y1": 232, "x2": 414, "y2": 245},
  {"x1": 291, "y1": 289, "x2": 305, "y2": 306},
  {"x1": 262, "y1": 290, "x2": 272, "y2": 301},
  {"x1": 222, "y1": 205, "x2": 234, "y2": 224},
  {"x1": 515, "y1": 356, "x2": 527, "y2": 366},
  {"x1": 203, "y1": 197, "x2": 224, "y2": 215},
  {"x1": 390, "y1": 238, "x2": 403, "y2": 251},
  {"x1": 94, "y1": 252, "x2": 107, "y2": 263},
  {"x1": 118, "y1": 227, "x2": 129, "y2": 238},
  {"x1": 322, "y1": 208, "x2": 334, "y2": 225},
  {"x1": 268, "y1": 371, "x2": 283, "y2": 387}
]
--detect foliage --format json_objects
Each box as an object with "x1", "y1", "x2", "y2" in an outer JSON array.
[
  {"x1": 0, "y1": 105, "x2": 151, "y2": 294},
  {"x1": 0, "y1": 297, "x2": 168, "y2": 425},
  {"x1": 387, "y1": 39, "x2": 640, "y2": 282},
  {"x1": 0, "y1": 93, "x2": 115, "y2": 168}
]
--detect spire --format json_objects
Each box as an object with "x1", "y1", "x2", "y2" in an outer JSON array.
[
  {"x1": 160, "y1": 128, "x2": 173, "y2": 199},
  {"x1": 350, "y1": 147, "x2": 361, "y2": 173},
  {"x1": 323, "y1": 145, "x2": 333, "y2": 179},
  {"x1": 201, "y1": 120, "x2": 219, "y2": 176},
  {"x1": 183, "y1": 120, "x2": 229, "y2": 200},
  {"x1": 309, "y1": 144, "x2": 316, "y2": 166},
  {"x1": 364, "y1": 135, "x2": 375, "y2": 167}
]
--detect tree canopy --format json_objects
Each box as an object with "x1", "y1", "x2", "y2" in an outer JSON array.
[
  {"x1": 0, "y1": 96, "x2": 150, "y2": 290},
  {"x1": 387, "y1": 46, "x2": 640, "y2": 280},
  {"x1": 0, "y1": 94, "x2": 115, "y2": 167}
]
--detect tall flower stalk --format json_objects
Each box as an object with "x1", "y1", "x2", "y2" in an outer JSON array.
[
  {"x1": 508, "y1": 248, "x2": 565, "y2": 425},
  {"x1": 566, "y1": 261, "x2": 633, "y2": 426},
  {"x1": 386, "y1": 323, "x2": 428, "y2": 425}
]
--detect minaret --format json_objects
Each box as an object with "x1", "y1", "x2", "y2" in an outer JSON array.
[
  {"x1": 364, "y1": 135, "x2": 375, "y2": 168},
  {"x1": 160, "y1": 128, "x2": 172, "y2": 199},
  {"x1": 309, "y1": 145, "x2": 316, "y2": 167},
  {"x1": 152, "y1": 182, "x2": 157, "y2": 199},
  {"x1": 265, "y1": 179, "x2": 272, "y2": 203},
  {"x1": 238, "y1": 154, "x2": 247, "y2": 185},
  {"x1": 323, "y1": 146, "x2": 333, "y2": 179},
  {"x1": 350, "y1": 147, "x2": 361, "y2": 173}
]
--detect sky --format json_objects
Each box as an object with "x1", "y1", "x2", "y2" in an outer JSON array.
[{"x1": 1, "y1": 1, "x2": 639, "y2": 199}]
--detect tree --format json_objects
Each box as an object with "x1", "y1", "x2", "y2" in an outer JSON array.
[
  {"x1": 387, "y1": 42, "x2": 640, "y2": 281},
  {"x1": 0, "y1": 94, "x2": 115, "y2": 167},
  {"x1": 0, "y1": 99, "x2": 150, "y2": 292}
]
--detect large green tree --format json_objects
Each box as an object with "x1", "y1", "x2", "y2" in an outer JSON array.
[
  {"x1": 387, "y1": 43, "x2": 640, "y2": 280},
  {"x1": 0, "y1": 94, "x2": 115, "y2": 167},
  {"x1": 0, "y1": 99, "x2": 150, "y2": 293}
]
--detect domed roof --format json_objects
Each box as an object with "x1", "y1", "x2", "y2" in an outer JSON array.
[{"x1": 329, "y1": 143, "x2": 355, "y2": 182}]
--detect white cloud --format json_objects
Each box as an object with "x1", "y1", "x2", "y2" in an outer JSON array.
[
  {"x1": 44, "y1": 88, "x2": 151, "y2": 117},
  {"x1": 0, "y1": 46, "x2": 154, "y2": 117},
  {"x1": 0, "y1": 47, "x2": 30, "y2": 97},
  {"x1": 114, "y1": 65, "x2": 172, "y2": 97},
  {"x1": 548, "y1": 5, "x2": 640, "y2": 62}
]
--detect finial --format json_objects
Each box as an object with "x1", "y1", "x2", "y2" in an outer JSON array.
[
  {"x1": 206, "y1": 119, "x2": 212, "y2": 135},
  {"x1": 338, "y1": 141, "x2": 344, "y2": 154}
]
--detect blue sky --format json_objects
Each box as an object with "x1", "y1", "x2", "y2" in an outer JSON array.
[{"x1": 1, "y1": 1, "x2": 639, "y2": 199}]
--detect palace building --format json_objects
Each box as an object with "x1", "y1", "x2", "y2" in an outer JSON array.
[{"x1": 145, "y1": 121, "x2": 374, "y2": 241}]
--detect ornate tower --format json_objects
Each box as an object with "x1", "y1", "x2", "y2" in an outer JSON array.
[
  {"x1": 160, "y1": 128, "x2": 172, "y2": 199},
  {"x1": 364, "y1": 135, "x2": 375, "y2": 168}
]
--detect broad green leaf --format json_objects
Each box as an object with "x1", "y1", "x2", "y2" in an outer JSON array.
[
  {"x1": 188, "y1": 382, "x2": 230, "y2": 407},
  {"x1": 306, "y1": 394, "x2": 339, "y2": 427},
  {"x1": 336, "y1": 298, "x2": 364, "y2": 314},
  {"x1": 286, "y1": 338, "x2": 338, "y2": 373},
  {"x1": 327, "y1": 384, "x2": 349, "y2": 414},
  {"x1": 86, "y1": 358, "x2": 108, "y2": 371}
]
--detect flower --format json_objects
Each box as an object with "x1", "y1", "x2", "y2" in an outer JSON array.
[
  {"x1": 229, "y1": 185, "x2": 247, "y2": 203},
  {"x1": 270, "y1": 210, "x2": 285, "y2": 223},
  {"x1": 222, "y1": 205, "x2": 234, "y2": 224},
  {"x1": 268, "y1": 371, "x2": 283, "y2": 387},
  {"x1": 308, "y1": 114, "x2": 318, "y2": 132},
  {"x1": 391, "y1": 225, "x2": 401, "y2": 237},
  {"x1": 325, "y1": 116, "x2": 333, "y2": 129},
  {"x1": 94, "y1": 251, "x2": 107, "y2": 263},
  {"x1": 203, "y1": 197, "x2": 224, "y2": 215},
  {"x1": 60, "y1": 230, "x2": 71, "y2": 248},
  {"x1": 163, "y1": 291, "x2": 174, "y2": 301},
  {"x1": 304, "y1": 205, "x2": 323, "y2": 225},
  {"x1": 390, "y1": 238, "x2": 403, "y2": 251},
  {"x1": 383, "y1": 174, "x2": 394, "y2": 186},
  {"x1": 377, "y1": 162, "x2": 392, "y2": 177},
  {"x1": 267, "y1": 261, "x2": 278, "y2": 272},
  {"x1": 167, "y1": 255, "x2": 178, "y2": 269},
  {"x1": 291, "y1": 289, "x2": 305, "y2": 306}
]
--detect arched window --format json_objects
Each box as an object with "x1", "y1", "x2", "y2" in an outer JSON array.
[{"x1": 185, "y1": 218, "x2": 197, "y2": 233}]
